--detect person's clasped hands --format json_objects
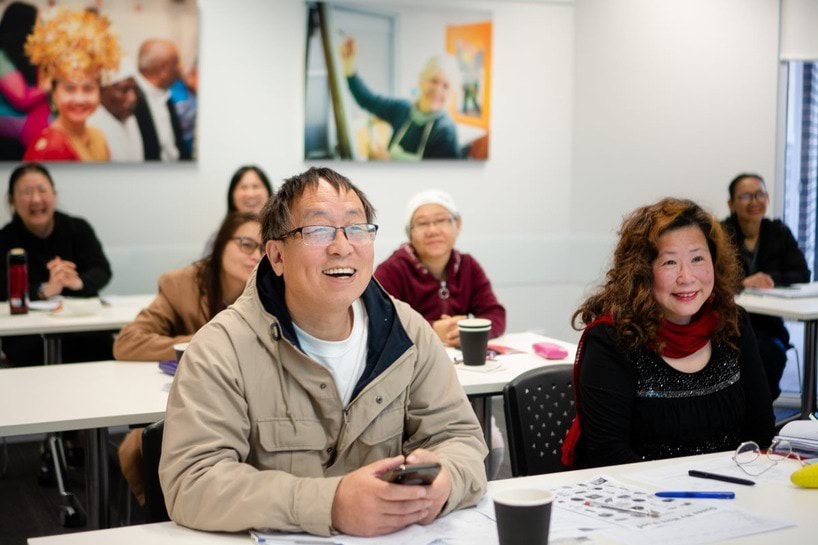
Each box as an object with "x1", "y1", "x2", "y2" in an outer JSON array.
[
  {"x1": 330, "y1": 448, "x2": 451, "y2": 537},
  {"x1": 433, "y1": 313, "x2": 468, "y2": 347},
  {"x1": 42, "y1": 256, "x2": 83, "y2": 297}
]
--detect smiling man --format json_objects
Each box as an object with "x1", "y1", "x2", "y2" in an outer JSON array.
[{"x1": 160, "y1": 167, "x2": 487, "y2": 537}]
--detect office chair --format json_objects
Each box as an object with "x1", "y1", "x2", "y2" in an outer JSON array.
[
  {"x1": 503, "y1": 364, "x2": 574, "y2": 477},
  {"x1": 142, "y1": 420, "x2": 170, "y2": 523}
]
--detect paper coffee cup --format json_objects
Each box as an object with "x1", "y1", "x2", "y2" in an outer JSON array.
[
  {"x1": 173, "y1": 342, "x2": 189, "y2": 363},
  {"x1": 457, "y1": 318, "x2": 491, "y2": 366},
  {"x1": 493, "y1": 488, "x2": 554, "y2": 545}
]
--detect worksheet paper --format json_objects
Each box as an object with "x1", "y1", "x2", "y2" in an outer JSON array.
[{"x1": 252, "y1": 475, "x2": 793, "y2": 545}]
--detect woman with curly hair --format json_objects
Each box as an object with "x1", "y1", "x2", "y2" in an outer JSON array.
[{"x1": 562, "y1": 198, "x2": 774, "y2": 469}]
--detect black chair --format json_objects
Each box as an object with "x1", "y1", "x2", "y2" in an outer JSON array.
[
  {"x1": 142, "y1": 420, "x2": 170, "y2": 523},
  {"x1": 503, "y1": 364, "x2": 575, "y2": 477}
]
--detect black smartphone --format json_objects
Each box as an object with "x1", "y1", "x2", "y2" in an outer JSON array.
[{"x1": 380, "y1": 463, "x2": 441, "y2": 485}]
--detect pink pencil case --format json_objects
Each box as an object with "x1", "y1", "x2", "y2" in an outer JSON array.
[{"x1": 532, "y1": 342, "x2": 569, "y2": 360}]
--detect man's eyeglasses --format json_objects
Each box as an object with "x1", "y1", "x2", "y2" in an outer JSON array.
[
  {"x1": 412, "y1": 217, "x2": 455, "y2": 232},
  {"x1": 735, "y1": 190, "x2": 768, "y2": 203},
  {"x1": 275, "y1": 224, "x2": 378, "y2": 247},
  {"x1": 732, "y1": 439, "x2": 805, "y2": 476},
  {"x1": 232, "y1": 236, "x2": 263, "y2": 255}
]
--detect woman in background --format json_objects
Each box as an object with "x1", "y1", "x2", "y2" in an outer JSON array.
[
  {"x1": 203, "y1": 166, "x2": 271, "y2": 254},
  {"x1": 0, "y1": 163, "x2": 112, "y2": 364},
  {"x1": 375, "y1": 189, "x2": 505, "y2": 345},
  {"x1": 226, "y1": 165, "x2": 273, "y2": 215},
  {"x1": 22, "y1": 8, "x2": 121, "y2": 161},
  {"x1": 114, "y1": 211, "x2": 262, "y2": 505},
  {"x1": 721, "y1": 173, "x2": 810, "y2": 400},
  {"x1": 0, "y1": 1, "x2": 49, "y2": 159},
  {"x1": 339, "y1": 37, "x2": 461, "y2": 160},
  {"x1": 563, "y1": 198, "x2": 774, "y2": 469}
]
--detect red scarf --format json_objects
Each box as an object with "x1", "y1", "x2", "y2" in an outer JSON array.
[{"x1": 654, "y1": 300, "x2": 719, "y2": 358}]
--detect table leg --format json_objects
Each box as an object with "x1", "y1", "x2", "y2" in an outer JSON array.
[
  {"x1": 469, "y1": 396, "x2": 493, "y2": 476},
  {"x1": 42, "y1": 334, "x2": 62, "y2": 365},
  {"x1": 85, "y1": 427, "x2": 110, "y2": 529},
  {"x1": 801, "y1": 321, "x2": 817, "y2": 419}
]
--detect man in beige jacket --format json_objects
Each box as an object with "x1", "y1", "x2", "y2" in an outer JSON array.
[{"x1": 160, "y1": 167, "x2": 488, "y2": 537}]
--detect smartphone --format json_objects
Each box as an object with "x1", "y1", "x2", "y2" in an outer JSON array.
[{"x1": 380, "y1": 463, "x2": 441, "y2": 485}]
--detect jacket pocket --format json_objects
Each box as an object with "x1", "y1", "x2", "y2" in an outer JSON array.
[
  {"x1": 256, "y1": 418, "x2": 326, "y2": 476},
  {"x1": 358, "y1": 405, "x2": 405, "y2": 446},
  {"x1": 257, "y1": 418, "x2": 326, "y2": 452}
]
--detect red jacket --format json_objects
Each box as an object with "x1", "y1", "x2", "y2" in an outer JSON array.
[{"x1": 375, "y1": 243, "x2": 506, "y2": 338}]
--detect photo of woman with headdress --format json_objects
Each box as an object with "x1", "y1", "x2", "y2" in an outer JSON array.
[{"x1": 22, "y1": 7, "x2": 121, "y2": 162}]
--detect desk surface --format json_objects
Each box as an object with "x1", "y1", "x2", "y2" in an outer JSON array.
[
  {"x1": 455, "y1": 332, "x2": 576, "y2": 396},
  {"x1": 27, "y1": 452, "x2": 818, "y2": 545},
  {"x1": 736, "y1": 292, "x2": 818, "y2": 321},
  {"x1": 0, "y1": 294, "x2": 155, "y2": 336},
  {"x1": 0, "y1": 360, "x2": 171, "y2": 437}
]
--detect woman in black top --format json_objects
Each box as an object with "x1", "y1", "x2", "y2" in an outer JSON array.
[
  {"x1": 563, "y1": 198, "x2": 774, "y2": 469},
  {"x1": 0, "y1": 163, "x2": 113, "y2": 365},
  {"x1": 721, "y1": 173, "x2": 810, "y2": 400}
]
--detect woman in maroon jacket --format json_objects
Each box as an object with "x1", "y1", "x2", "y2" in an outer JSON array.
[{"x1": 375, "y1": 189, "x2": 506, "y2": 346}]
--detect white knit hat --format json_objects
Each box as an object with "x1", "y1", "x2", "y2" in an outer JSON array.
[{"x1": 404, "y1": 189, "x2": 460, "y2": 235}]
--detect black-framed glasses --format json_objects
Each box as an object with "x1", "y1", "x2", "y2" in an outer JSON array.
[
  {"x1": 411, "y1": 217, "x2": 456, "y2": 232},
  {"x1": 232, "y1": 236, "x2": 263, "y2": 255},
  {"x1": 735, "y1": 190, "x2": 768, "y2": 203},
  {"x1": 275, "y1": 223, "x2": 378, "y2": 247},
  {"x1": 732, "y1": 439, "x2": 805, "y2": 476}
]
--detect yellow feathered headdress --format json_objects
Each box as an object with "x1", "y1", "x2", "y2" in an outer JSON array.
[{"x1": 24, "y1": 8, "x2": 122, "y2": 84}]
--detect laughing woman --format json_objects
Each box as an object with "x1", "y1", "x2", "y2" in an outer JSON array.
[
  {"x1": 22, "y1": 8, "x2": 121, "y2": 161},
  {"x1": 562, "y1": 198, "x2": 775, "y2": 469}
]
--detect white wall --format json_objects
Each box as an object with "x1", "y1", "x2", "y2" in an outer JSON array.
[{"x1": 0, "y1": 0, "x2": 784, "y2": 345}]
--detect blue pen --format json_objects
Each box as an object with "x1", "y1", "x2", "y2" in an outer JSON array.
[{"x1": 655, "y1": 491, "x2": 735, "y2": 499}]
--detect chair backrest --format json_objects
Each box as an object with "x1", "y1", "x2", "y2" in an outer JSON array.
[
  {"x1": 142, "y1": 420, "x2": 170, "y2": 523},
  {"x1": 503, "y1": 364, "x2": 575, "y2": 477}
]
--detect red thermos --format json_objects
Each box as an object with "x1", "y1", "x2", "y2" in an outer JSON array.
[{"x1": 7, "y1": 248, "x2": 29, "y2": 314}]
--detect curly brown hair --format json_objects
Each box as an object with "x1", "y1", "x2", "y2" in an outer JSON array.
[{"x1": 572, "y1": 198, "x2": 742, "y2": 352}]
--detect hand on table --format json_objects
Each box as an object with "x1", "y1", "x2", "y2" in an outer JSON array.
[
  {"x1": 432, "y1": 314, "x2": 468, "y2": 347},
  {"x1": 331, "y1": 455, "x2": 434, "y2": 536},
  {"x1": 743, "y1": 272, "x2": 774, "y2": 290}
]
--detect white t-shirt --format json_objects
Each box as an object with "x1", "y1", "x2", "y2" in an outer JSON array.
[{"x1": 293, "y1": 299, "x2": 369, "y2": 406}]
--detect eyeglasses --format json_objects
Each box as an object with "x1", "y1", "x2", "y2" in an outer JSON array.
[
  {"x1": 232, "y1": 236, "x2": 263, "y2": 255},
  {"x1": 735, "y1": 190, "x2": 768, "y2": 203},
  {"x1": 411, "y1": 217, "x2": 455, "y2": 232},
  {"x1": 275, "y1": 223, "x2": 378, "y2": 247},
  {"x1": 732, "y1": 439, "x2": 805, "y2": 476}
]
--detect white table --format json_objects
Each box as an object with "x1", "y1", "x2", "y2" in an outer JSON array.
[
  {"x1": 27, "y1": 452, "x2": 818, "y2": 545},
  {"x1": 0, "y1": 295, "x2": 155, "y2": 363},
  {"x1": 0, "y1": 361, "x2": 172, "y2": 529},
  {"x1": 454, "y1": 332, "x2": 576, "y2": 459},
  {"x1": 736, "y1": 292, "x2": 818, "y2": 418}
]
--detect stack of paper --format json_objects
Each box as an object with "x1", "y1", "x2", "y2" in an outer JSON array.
[{"x1": 776, "y1": 420, "x2": 818, "y2": 456}]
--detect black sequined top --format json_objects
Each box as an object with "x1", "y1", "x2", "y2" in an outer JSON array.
[{"x1": 575, "y1": 312, "x2": 775, "y2": 469}]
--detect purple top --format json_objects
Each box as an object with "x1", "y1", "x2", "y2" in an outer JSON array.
[{"x1": 374, "y1": 243, "x2": 506, "y2": 338}]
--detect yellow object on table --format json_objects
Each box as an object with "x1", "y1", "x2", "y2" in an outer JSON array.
[{"x1": 791, "y1": 462, "x2": 818, "y2": 488}]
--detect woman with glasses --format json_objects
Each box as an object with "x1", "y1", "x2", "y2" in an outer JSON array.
[
  {"x1": 722, "y1": 173, "x2": 810, "y2": 400},
  {"x1": 114, "y1": 211, "x2": 261, "y2": 506},
  {"x1": 374, "y1": 189, "x2": 505, "y2": 346},
  {"x1": 562, "y1": 198, "x2": 775, "y2": 470}
]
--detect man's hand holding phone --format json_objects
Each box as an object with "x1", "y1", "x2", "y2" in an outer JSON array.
[
  {"x1": 331, "y1": 450, "x2": 451, "y2": 536},
  {"x1": 403, "y1": 449, "x2": 451, "y2": 525}
]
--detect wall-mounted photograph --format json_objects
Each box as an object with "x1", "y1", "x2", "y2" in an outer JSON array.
[
  {"x1": 0, "y1": 0, "x2": 199, "y2": 163},
  {"x1": 304, "y1": 1, "x2": 493, "y2": 162}
]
